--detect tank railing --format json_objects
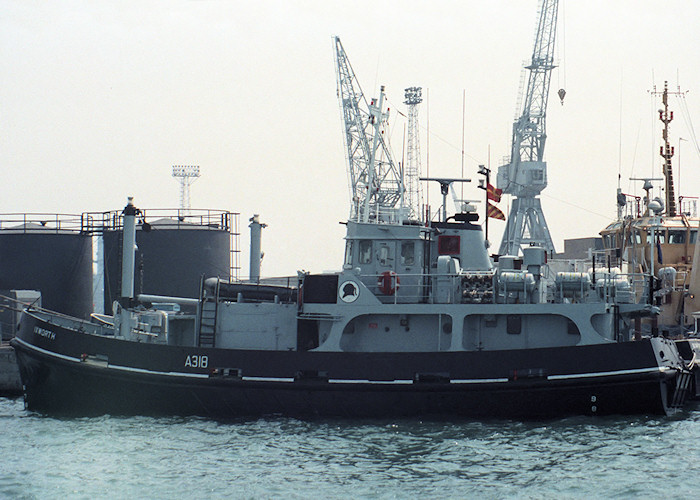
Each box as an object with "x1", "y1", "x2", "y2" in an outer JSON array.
[
  {"x1": 0, "y1": 213, "x2": 86, "y2": 233},
  {"x1": 80, "y1": 208, "x2": 242, "y2": 283},
  {"x1": 81, "y1": 208, "x2": 240, "y2": 233}
]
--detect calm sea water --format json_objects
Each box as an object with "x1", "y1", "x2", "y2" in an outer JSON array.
[{"x1": 2, "y1": 396, "x2": 700, "y2": 499}]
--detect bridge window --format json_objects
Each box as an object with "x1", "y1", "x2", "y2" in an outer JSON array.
[
  {"x1": 378, "y1": 245, "x2": 390, "y2": 266},
  {"x1": 401, "y1": 242, "x2": 415, "y2": 266},
  {"x1": 668, "y1": 231, "x2": 686, "y2": 244},
  {"x1": 646, "y1": 231, "x2": 665, "y2": 244},
  {"x1": 358, "y1": 240, "x2": 372, "y2": 264},
  {"x1": 344, "y1": 241, "x2": 354, "y2": 266},
  {"x1": 438, "y1": 235, "x2": 460, "y2": 255}
]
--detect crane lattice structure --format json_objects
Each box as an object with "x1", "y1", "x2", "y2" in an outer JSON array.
[
  {"x1": 333, "y1": 36, "x2": 404, "y2": 223},
  {"x1": 497, "y1": 0, "x2": 559, "y2": 256},
  {"x1": 172, "y1": 165, "x2": 200, "y2": 213},
  {"x1": 404, "y1": 87, "x2": 424, "y2": 222}
]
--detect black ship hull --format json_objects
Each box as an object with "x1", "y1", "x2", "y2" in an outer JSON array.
[{"x1": 11, "y1": 312, "x2": 694, "y2": 419}]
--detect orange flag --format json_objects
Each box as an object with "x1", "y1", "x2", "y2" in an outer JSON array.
[
  {"x1": 487, "y1": 183, "x2": 502, "y2": 203},
  {"x1": 487, "y1": 202, "x2": 505, "y2": 220}
]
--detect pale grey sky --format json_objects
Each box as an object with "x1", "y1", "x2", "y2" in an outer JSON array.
[{"x1": 2, "y1": 0, "x2": 699, "y2": 277}]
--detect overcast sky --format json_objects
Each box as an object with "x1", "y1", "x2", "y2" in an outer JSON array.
[{"x1": 2, "y1": 0, "x2": 699, "y2": 277}]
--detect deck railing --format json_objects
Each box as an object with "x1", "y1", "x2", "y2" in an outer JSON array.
[
  {"x1": 337, "y1": 268, "x2": 650, "y2": 306},
  {"x1": 0, "y1": 213, "x2": 85, "y2": 233}
]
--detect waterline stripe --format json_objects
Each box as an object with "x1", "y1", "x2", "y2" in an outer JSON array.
[
  {"x1": 547, "y1": 366, "x2": 669, "y2": 380},
  {"x1": 329, "y1": 379, "x2": 413, "y2": 385},
  {"x1": 451, "y1": 378, "x2": 510, "y2": 384},
  {"x1": 14, "y1": 337, "x2": 80, "y2": 363},
  {"x1": 107, "y1": 364, "x2": 209, "y2": 379},
  {"x1": 242, "y1": 376, "x2": 294, "y2": 383}
]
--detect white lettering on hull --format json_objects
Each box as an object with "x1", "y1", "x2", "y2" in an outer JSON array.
[
  {"x1": 184, "y1": 355, "x2": 208, "y2": 369},
  {"x1": 34, "y1": 326, "x2": 56, "y2": 340}
]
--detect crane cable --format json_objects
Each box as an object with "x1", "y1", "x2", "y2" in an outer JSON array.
[
  {"x1": 556, "y1": 0, "x2": 566, "y2": 105},
  {"x1": 675, "y1": 93, "x2": 700, "y2": 162}
]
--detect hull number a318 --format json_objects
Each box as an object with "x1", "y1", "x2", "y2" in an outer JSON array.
[{"x1": 184, "y1": 355, "x2": 208, "y2": 368}]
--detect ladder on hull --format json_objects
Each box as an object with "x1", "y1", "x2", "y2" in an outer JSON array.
[{"x1": 197, "y1": 277, "x2": 219, "y2": 348}]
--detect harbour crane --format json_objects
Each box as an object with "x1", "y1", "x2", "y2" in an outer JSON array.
[
  {"x1": 497, "y1": 0, "x2": 559, "y2": 256},
  {"x1": 404, "y1": 87, "x2": 424, "y2": 222},
  {"x1": 333, "y1": 36, "x2": 406, "y2": 224}
]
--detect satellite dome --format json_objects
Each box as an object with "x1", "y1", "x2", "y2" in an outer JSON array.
[{"x1": 648, "y1": 200, "x2": 663, "y2": 215}]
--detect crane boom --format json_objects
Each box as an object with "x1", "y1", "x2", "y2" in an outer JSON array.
[
  {"x1": 497, "y1": 0, "x2": 559, "y2": 256},
  {"x1": 515, "y1": 0, "x2": 558, "y2": 165},
  {"x1": 333, "y1": 36, "x2": 404, "y2": 224}
]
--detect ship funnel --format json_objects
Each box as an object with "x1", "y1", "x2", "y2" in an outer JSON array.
[
  {"x1": 121, "y1": 197, "x2": 139, "y2": 301},
  {"x1": 249, "y1": 215, "x2": 267, "y2": 282},
  {"x1": 117, "y1": 196, "x2": 140, "y2": 339}
]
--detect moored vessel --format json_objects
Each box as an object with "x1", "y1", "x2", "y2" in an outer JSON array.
[
  {"x1": 11, "y1": 39, "x2": 700, "y2": 419},
  {"x1": 12, "y1": 185, "x2": 698, "y2": 418},
  {"x1": 600, "y1": 82, "x2": 700, "y2": 337}
]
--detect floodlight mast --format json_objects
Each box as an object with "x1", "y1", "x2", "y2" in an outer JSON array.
[
  {"x1": 497, "y1": 0, "x2": 559, "y2": 256},
  {"x1": 172, "y1": 165, "x2": 201, "y2": 213},
  {"x1": 333, "y1": 36, "x2": 405, "y2": 224},
  {"x1": 404, "y1": 87, "x2": 424, "y2": 222}
]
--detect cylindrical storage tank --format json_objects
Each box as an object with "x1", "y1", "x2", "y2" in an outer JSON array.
[
  {"x1": 0, "y1": 215, "x2": 93, "y2": 319},
  {"x1": 101, "y1": 210, "x2": 234, "y2": 312}
]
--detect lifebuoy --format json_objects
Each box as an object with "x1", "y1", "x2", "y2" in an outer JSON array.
[{"x1": 377, "y1": 271, "x2": 400, "y2": 295}]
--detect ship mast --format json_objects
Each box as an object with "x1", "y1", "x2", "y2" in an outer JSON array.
[{"x1": 652, "y1": 81, "x2": 678, "y2": 216}]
